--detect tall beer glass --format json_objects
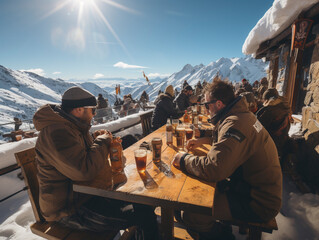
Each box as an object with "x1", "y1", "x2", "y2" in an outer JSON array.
[
  {"x1": 134, "y1": 148, "x2": 147, "y2": 173},
  {"x1": 176, "y1": 124, "x2": 185, "y2": 151}
]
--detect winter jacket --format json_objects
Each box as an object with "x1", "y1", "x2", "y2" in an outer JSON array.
[
  {"x1": 174, "y1": 92, "x2": 191, "y2": 112},
  {"x1": 33, "y1": 104, "x2": 111, "y2": 221},
  {"x1": 180, "y1": 97, "x2": 282, "y2": 222},
  {"x1": 256, "y1": 97, "x2": 291, "y2": 157},
  {"x1": 97, "y1": 97, "x2": 108, "y2": 108},
  {"x1": 243, "y1": 82, "x2": 253, "y2": 93},
  {"x1": 151, "y1": 93, "x2": 181, "y2": 130}
]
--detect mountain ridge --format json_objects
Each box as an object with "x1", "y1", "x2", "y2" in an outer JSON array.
[{"x1": 0, "y1": 56, "x2": 268, "y2": 134}]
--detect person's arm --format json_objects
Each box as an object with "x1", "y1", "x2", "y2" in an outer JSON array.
[
  {"x1": 175, "y1": 121, "x2": 248, "y2": 182},
  {"x1": 44, "y1": 125, "x2": 111, "y2": 181}
]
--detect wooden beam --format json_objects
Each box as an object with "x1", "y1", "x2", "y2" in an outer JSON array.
[{"x1": 256, "y1": 27, "x2": 291, "y2": 59}]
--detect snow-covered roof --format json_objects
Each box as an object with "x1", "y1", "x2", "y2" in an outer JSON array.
[{"x1": 242, "y1": 0, "x2": 319, "y2": 56}]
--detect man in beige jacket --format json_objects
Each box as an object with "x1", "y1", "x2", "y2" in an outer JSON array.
[
  {"x1": 173, "y1": 80, "x2": 282, "y2": 239},
  {"x1": 34, "y1": 86, "x2": 158, "y2": 239}
]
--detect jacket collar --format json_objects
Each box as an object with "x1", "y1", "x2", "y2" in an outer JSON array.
[
  {"x1": 55, "y1": 106, "x2": 91, "y2": 132},
  {"x1": 210, "y1": 96, "x2": 242, "y2": 125}
]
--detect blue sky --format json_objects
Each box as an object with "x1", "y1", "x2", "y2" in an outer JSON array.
[{"x1": 0, "y1": 0, "x2": 273, "y2": 80}]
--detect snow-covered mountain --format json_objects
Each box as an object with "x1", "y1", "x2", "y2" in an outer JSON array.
[
  {"x1": 126, "y1": 56, "x2": 269, "y2": 101},
  {"x1": 0, "y1": 65, "x2": 115, "y2": 133},
  {"x1": 0, "y1": 56, "x2": 268, "y2": 134}
]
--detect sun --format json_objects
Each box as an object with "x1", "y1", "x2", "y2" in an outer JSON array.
[{"x1": 43, "y1": 0, "x2": 137, "y2": 54}]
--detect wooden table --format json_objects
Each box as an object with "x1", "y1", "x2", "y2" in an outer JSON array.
[{"x1": 73, "y1": 125, "x2": 215, "y2": 240}]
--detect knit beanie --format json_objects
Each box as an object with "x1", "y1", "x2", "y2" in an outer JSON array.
[
  {"x1": 61, "y1": 86, "x2": 97, "y2": 108},
  {"x1": 165, "y1": 85, "x2": 175, "y2": 98}
]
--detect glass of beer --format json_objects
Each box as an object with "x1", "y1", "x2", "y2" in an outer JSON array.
[
  {"x1": 134, "y1": 148, "x2": 147, "y2": 173},
  {"x1": 185, "y1": 124, "x2": 194, "y2": 141},
  {"x1": 172, "y1": 119, "x2": 179, "y2": 134},
  {"x1": 176, "y1": 124, "x2": 185, "y2": 151},
  {"x1": 151, "y1": 138, "x2": 162, "y2": 163}
]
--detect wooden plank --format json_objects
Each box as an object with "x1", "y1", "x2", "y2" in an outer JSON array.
[
  {"x1": 30, "y1": 222, "x2": 72, "y2": 240},
  {"x1": 0, "y1": 163, "x2": 19, "y2": 176},
  {"x1": 15, "y1": 148, "x2": 44, "y2": 222},
  {"x1": 177, "y1": 176, "x2": 215, "y2": 215},
  {"x1": 174, "y1": 226, "x2": 196, "y2": 240}
]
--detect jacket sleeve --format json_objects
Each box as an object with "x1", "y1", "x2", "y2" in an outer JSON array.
[
  {"x1": 159, "y1": 98, "x2": 180, "y2": 119},
  {"x1": 181, "y1": 120, "x2": 249, "y2": 182},
  {"x1": 175, "y1": 94, "x2": 187, "y2": 111},
  {"x1": 44, "y1": 125, "x2": 110, "y2": 181}
]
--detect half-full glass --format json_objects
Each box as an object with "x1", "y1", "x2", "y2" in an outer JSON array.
[{"x1": 134, "y1": 148, "x2": 147, "y2": 173}]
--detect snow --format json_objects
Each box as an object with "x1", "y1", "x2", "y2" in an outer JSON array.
[
  {"x1": 243, "y1": 0, "x2": 319, "y2": 56},
  {"x1": 1, "y1": 116, "x2": 319, "y2": 239},
  {"x1": 0, "y1": 57, "x2": 267, "y2": 136}
]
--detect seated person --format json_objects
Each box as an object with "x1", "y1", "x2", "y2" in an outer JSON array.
[
  {"x1": 256, "y1": 88, "x2": 292, "y2": 160},
  {"x1": 174, "y1": 85, "x2": 193, "y2": 112},
  {"x1": 33, "y1": 86, "x2": 158, "y2": 239},
  {"x1": 151, "y1": 85, "x2": 182, "y2": 130},
  {"x1": 240, "y1": 92, "x2": 258, "y2": 113},
  {"x1": 173, "y1": 80, "x2": 282, "y2": 239}
]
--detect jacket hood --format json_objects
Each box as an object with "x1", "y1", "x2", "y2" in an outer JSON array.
[
  {"x1": 33, "y1": 104, "x2": 90, "y2": 132},
  {"x1": 158, "y1": 92, "x2": 174, "y2": 100}
]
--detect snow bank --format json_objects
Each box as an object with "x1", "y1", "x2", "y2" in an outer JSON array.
[{"x1": 243, "y1": 0, "x2": 319, "y2": 56}]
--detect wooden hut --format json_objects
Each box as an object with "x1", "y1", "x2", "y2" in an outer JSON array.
[{"x1": 244, "y1": 1, "x2": 319, "y2": 192}]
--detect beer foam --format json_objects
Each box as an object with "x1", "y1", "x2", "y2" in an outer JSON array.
[{"x1": 135, "y1": 149, "x2": 147, "y2": 157}]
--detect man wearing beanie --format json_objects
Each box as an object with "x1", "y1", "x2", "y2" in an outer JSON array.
[
  {"x1": 33, "y1": 86, "x2": 158, "y2": 238},
  {"x1": 174, "y1": 85, "x2": 194, "y2": 112},
  {"x1": 151, "y1": 85, "x2": 182, "y2": 130}
]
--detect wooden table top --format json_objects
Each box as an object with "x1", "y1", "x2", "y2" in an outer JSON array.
[{"x1": 73, "y1": 123, "x2": 215, "y2": 214}]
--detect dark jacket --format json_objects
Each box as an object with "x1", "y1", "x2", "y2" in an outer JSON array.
[
  {"x1": 97, "y1": 96, "x2": 108, "y2": 109},
  {"x1": 33, "y1": 104, "x2": 112, "y2": 221},
  {"x1": 180, "y1": 97, "x2": 282, "y2": 222},
  {"x1": 256, "y1": 97, "x2": 291, "y2": 157},
  {"x1": 151, "y1": 93, "x2": 180, "y2": 130},
  {"x1": 174, "y1": 92, "x2": 191, "y2": 112},
  {"x1": 243, "y1": 82, "x2": 253, "y2": 92}
]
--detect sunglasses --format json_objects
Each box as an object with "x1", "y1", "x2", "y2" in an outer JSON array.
[
  {"x1": 84, "y1": 107, "x2": 97, "y2": 115},
  {"x1": 202, "y1": 100, "x2": 218, "y2": 110}
]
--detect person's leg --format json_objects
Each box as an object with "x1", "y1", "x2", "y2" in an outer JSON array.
[{"x1": 59, "y1": 197, "x2": 159, "y2": 239}]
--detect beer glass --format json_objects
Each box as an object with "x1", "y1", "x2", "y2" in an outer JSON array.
[
  {"x1": 134, "y1": 148, "x2": 147, "y2": 173},
  {"x1": 176, "y1": 124, "x2": 185, "y2": 151},
  {"x1": 172, "y1": 119, "x2": 179, "y2": 134},
  {"x1": 185, "y1": 124, "x2": 194, "y2": 141},
  {"x1": 151, "y1": 138, "x2": 162, "y2": 163}
]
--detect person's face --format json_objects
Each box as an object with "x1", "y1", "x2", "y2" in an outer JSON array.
[
  {"x1": 79, "y1": 107, "x2": 96, "y2": 124},
  {"x1": 205, "y1": 93, "x2": 220, "y2": 117}
]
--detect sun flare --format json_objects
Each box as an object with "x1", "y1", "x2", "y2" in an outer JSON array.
[{"x1": 43, "y1": 0, "x2": 137, "y2": 54}]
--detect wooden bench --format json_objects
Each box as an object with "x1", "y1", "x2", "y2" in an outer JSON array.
[
  {"x1": 140, "y1": 110, "x2": 154, "y2": 136},
  {"x1": 15, "y1": 148, "x2": 135, "y2": 240}
]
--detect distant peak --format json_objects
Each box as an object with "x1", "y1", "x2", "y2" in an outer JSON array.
[{"x1": 182, "y1": 64, "x2": 193, "y2": 70}]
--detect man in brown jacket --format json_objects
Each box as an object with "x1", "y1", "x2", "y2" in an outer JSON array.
[
  {"x1": 34, "y1": 86, "x2": 158, "y2": 238},
  {"x1": 173, "y1": 80, "x2": 282, "y2": 239}
]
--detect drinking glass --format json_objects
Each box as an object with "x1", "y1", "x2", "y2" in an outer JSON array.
[{"x1": 134, "y1": 148, "x2": 147, "y2": 173}]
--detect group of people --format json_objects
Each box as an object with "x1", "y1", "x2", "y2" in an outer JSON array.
[{"x1": 32, "y1": 75, "x2": 290, "y2": 239}]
